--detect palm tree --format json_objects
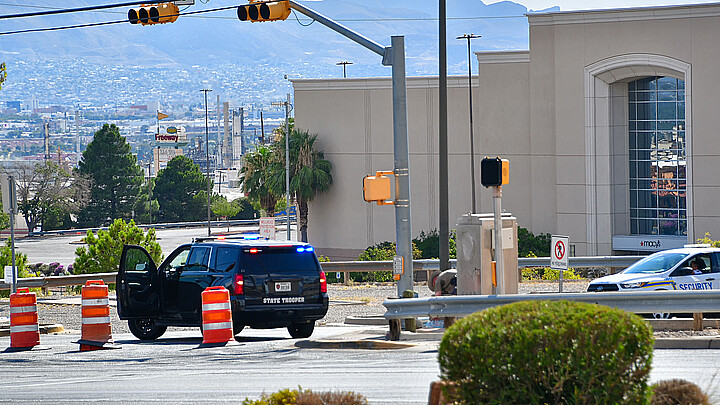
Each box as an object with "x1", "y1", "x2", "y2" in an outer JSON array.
[
  {"x1": 271, "y1": 129, "x2": 333, "y2": 242},
  {"x1": 239, "y1": 145, "x2": 280, "y2": 216}
]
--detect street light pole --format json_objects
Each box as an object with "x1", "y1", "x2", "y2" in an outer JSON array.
[
  {"x1": 200, "y1": 88, "x2": 212, "y2": 236},
  {"x1": 457, "y1": 33, "x2": 481, "y2": 213},
  {"x1": 336, "y1": 61, "x2": 353, "y2": 78}
]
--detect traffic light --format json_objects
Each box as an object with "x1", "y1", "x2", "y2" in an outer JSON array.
[
  {"x1": 237, "y1": 1, "x2": 291, "y2": 23},
  {"x1": 480, "y1": 157, "x2": 509, "y2": 187},
  {"x1": 128, "y1": 3, "x2": 179, "y2": 26}
]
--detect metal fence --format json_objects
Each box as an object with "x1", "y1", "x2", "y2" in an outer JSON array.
[{"x1": 383, "y1": 290, "x2": 720, "y2": 320}]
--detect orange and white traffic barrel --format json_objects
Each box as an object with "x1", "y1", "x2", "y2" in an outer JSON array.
[
  {"x1": 201, "y1": 286, "x2": 234, "y2": 346},
  {"x1": 9, "y1": 287, "x2": 40, "y2": 350},
  {"x1": 77, "y1": 280, "x2": 116, "y2": 351}
]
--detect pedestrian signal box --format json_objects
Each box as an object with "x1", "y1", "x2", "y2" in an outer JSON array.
[
  {"x1": 480, "y1": 157, "x2": 509, "y2": 187},
  {"x1": 237, "y1": 1, "x2": 291, "y2": 22},
  {"x1": 363, "y1": 171, "x2": 394, "y2": 205}
]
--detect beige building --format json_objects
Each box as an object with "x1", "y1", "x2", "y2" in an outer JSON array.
[{"x1": 294, "y1": 3, "x2": 720, "y2": 259}]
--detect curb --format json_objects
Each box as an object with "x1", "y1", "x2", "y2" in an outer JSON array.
[
  {"x1": 295, "y1": 339, "x2": 417, "y2": 350},
  {"x1": 0, "y1": 324, "x2": 65, "y2": 337},
  {"x1": 653, "y1": 338, "x2": 720, "y2": 349}
]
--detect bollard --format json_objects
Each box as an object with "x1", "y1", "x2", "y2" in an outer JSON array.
[
  {"x1": 9, "y1": 288, "x2": 40, "y2": 350},
  {"x1": 200, "y1": 286, "x2": 235, "y2": 346}
]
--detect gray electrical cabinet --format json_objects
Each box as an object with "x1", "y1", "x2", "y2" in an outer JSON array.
[{"x1": 456, "y1": 213, "x2": 518, "y2": 295}]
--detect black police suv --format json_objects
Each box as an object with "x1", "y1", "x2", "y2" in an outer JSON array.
[{"x1": 116, "y1": 236, "x2": 329, "y2": 340}]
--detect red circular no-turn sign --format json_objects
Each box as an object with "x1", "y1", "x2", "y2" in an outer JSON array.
[{"x1": 554, "y1": 240, "x2": 566, "y2": 261}]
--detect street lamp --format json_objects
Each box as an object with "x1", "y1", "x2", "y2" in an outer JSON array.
[
  {"x1": 200, "y1": 88, "x2": 212, "y2": 236},
  {"x1": 457, "y1": 33, "x2": 481, "y2": 213},
  {"x1": 336, "y1": 61, "x2": 353, "y2": 78}
]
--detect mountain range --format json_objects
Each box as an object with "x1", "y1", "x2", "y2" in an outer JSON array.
[{"x1": 0, "y1": 0, "x2": 558, "y2": 105}]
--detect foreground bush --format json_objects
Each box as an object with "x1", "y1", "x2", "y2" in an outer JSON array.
[
  {"x1": 438, "y1": 300, "x2": 654, "y2": 404},
  {"x1": 242, "y1": 387, "x2": 367, "y2": 405}
]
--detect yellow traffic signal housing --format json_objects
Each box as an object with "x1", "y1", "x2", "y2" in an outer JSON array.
[
  {"x1": 480, "y1": 157, "x2": 509, "y2": 187},
  {"x1": 363, "y1": 171, "x2": 394, "y2": 205},
  {"x1": 129, "y1": 3, "x2": 179, "y2": 26},
  {"x1": 237, "y1": 1, "x2": 291, "y2": 23}
]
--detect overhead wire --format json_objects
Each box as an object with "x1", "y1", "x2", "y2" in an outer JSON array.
[
  {"x1": 0, "y1": 5, "x2": 238, "y2": 36},
  {"x1": 0, "y1": 1, "x2": 150, "y2": 19},
  {"x1": 0, "y1": 0, "x2": 528, "y2": 36}
]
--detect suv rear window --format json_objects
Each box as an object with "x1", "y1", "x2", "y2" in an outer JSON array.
[{"x1": 242, "y1": 247, "x2": 319, "y2": 275}]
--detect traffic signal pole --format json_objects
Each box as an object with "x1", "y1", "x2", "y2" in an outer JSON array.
[{"x1": 288, "y1": 1, "x2": 413, "y2": 296}]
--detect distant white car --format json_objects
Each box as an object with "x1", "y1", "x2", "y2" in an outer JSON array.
[{"x1": 587, "y1": 246, "x2": 720, "y2": 318}]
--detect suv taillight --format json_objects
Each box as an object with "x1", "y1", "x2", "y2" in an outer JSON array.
[
  {"x1": 234, "y1": 273, "x2": 244, "y2": 295},
  {"x1": 319, "y1": 270, "x2": 327, "y2": 293}
]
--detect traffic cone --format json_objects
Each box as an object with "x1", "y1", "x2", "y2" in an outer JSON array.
[
  {"x1": 8, "y1": 288, "x2": 40, "y2": 351},
  {"x1": 200, "y1": 286, "x2": 236, "y2": 347},
  {"x1": 77, "y1": 280, "x2": 118, "y2": 351}
]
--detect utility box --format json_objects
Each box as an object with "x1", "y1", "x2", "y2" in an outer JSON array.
[{"x1": 456, "y1": 213, "x2": 518, "y2": 295}]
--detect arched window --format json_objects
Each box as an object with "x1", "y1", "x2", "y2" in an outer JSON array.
[{"x1": 628, "y1": 76, "x2": 686, "y2": 236}]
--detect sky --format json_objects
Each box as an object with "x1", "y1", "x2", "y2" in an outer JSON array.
[{"x1": 487, "y1": 0, "x2": 720, "y2": 12}]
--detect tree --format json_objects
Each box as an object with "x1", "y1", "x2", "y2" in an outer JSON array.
[
  {"x1": 76, "y1": 124, "x2": 143, "y2": 227},
  {"x1": 240, "y1": 145, "x2": 280, "y2": 216},
  {"x1": 211, "y1": 195, "x2": 241, "y2": 232},
  {"x1": 154, "y1": 155, "x2": 208, "y2": 222},
  {"x1": 5, "y1": 160, "x2": 90, "y2": 232},
  {"x1": 270, "y1": 129, "x2": 333, "y2": 242},
  {"x1": 73, "y1": 218, "x2": 162, "y2": 274},
  {"x1": 0, "y1": 62, "x2": 6, "y2": 91}
]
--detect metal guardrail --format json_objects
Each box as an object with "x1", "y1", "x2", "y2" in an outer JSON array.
[
  {"x1": 26, "y1": 218, "x2": 295, "y2": 237},
  {"x1": 0, "y1": 272, "x2": 117, "y2": 290},
  {"x1": 383, "y1": 290, "x2": 720, "y2": 320},
  {"x1": 0, "y1": 256, "x2": 646, "y2": 290}
]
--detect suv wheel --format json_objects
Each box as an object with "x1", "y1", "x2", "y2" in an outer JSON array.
[
  {"x1": 128, "y1": 318, "x2": 167, "y2": 340},
  {"x1": 233, "y1": 324, "x2": 245, "y2": 336},
  {"x1": 287, "y1": 322, "x2": 315, "y2": 338}
]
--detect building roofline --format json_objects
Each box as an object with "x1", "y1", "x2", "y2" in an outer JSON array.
[{"x1": 528, "y1": 2, "x2": 720, "y2": 26}]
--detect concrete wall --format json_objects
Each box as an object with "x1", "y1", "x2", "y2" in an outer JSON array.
[{"x1": 293, "y1": 3, "x2": 720, "y2": 258}]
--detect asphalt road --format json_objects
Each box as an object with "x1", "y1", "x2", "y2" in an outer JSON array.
[
  {"x1": 0, "y1": 327, "x2": 719, "y2": 404},
  {"x1": 0, "y1": 326, "x2": 440, "y2": 404}
]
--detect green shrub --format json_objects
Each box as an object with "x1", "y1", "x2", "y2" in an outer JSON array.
[
  {"x1": 73, "y1": 218, "x2": 163, "y2": 274},
  {"x1": 242, "y1": 387, "x2": 367, "y2": 405},
  {"x1": 412, "y1": 229, "x2": 457, "y2": 259},
  {"x1": 353, "y1": 241, "x2": 421, "y2": 283},
  {"x1": 521, "y1": 267, "x2": 583, "y2": 281},
  {"x1": 518, "y1": 227, "x2": 552, "y2": 257},
  {"x1": 438, "y1": 300, "x2": 654, "y2": 404}
]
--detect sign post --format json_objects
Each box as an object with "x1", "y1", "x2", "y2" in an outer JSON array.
[
  {"x1": 1, "y1": 174, "x2": 18, "y2": 293},
  {"x1": 550, "y1": 235, "x2": 569, "y2": 293}
]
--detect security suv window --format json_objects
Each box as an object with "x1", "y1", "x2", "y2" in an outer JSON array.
[
  {"x1": 185, "y1": 246, "x2": 211, "y2": 272},
  {"x1": 213, "y1": 247, "x2": 239, "y2": 272}
]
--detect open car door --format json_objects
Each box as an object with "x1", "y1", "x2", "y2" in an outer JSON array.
[{"x1": 117, "y1": 245, "x2": 161, "y2": 319}]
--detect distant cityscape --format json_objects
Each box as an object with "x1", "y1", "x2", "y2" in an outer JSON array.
[{"x1": 0, "y1": 60, "x2": 296, "y2": 183}]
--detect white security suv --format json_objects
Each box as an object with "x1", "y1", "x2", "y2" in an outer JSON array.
[{"x1": 587, "y1": 246, "x2": 720, "y2": 293}]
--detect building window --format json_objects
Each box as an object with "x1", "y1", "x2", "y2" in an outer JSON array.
[{"x1": 629, "y1": 76, "x2": 686, "y2": 236}]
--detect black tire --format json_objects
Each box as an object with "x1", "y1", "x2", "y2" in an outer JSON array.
[
  {"x1": 128, "y1": 318, "x2": 167, "y2": 340},
  {"x1": 652, "y1": 312, "x2": 671, "y2": 319},
  {"x1": 287, "y1": 322, "x2": 315, "y2": 339},
  {"x1": 233, "y1": 323, "x2": 245, "y2": 336}
]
